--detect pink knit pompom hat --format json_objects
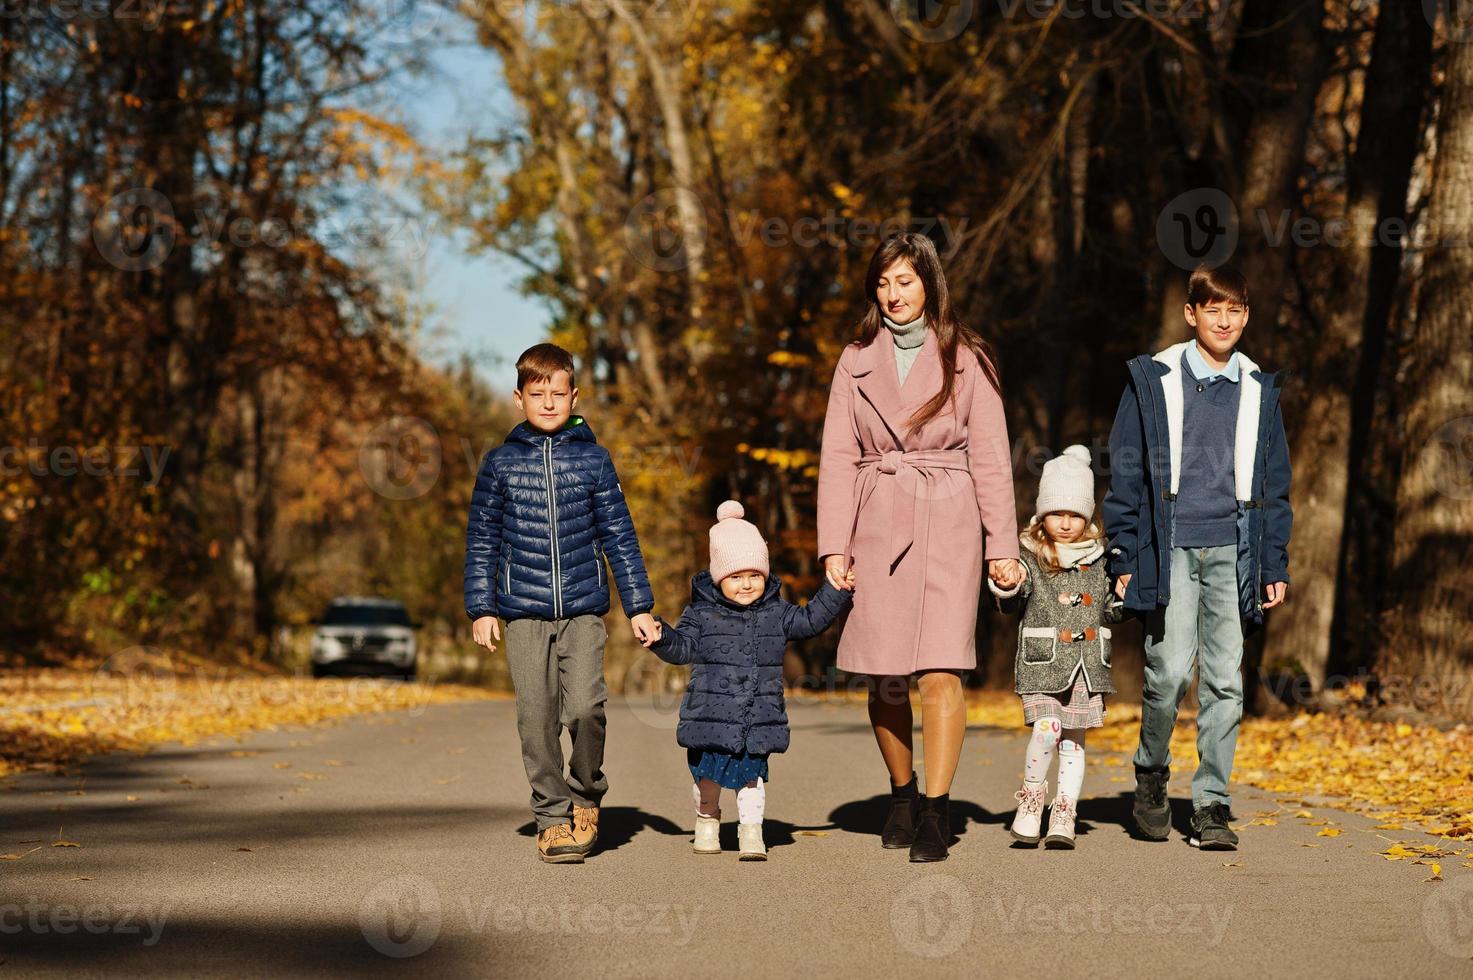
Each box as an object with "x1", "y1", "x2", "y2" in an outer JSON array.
[{"x1": 709, "y1": 500, "x2": 770, "y2": 582}]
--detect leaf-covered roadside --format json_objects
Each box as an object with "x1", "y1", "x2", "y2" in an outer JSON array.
[
  {"x1": 0, "y1": 666, "x2": 502, "y2": 779},
  {"x1": 965, "y1": 692, "x2": 1473, "y2": 843}
]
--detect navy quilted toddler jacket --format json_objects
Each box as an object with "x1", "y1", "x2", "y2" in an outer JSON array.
[{"x1": 651, "y1": 571, "x2": 850, "y2": 756}]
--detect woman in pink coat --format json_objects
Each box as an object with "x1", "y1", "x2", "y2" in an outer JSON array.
[{"x1": 817, "y1": 233, "x2": 1023, "y2": 862}]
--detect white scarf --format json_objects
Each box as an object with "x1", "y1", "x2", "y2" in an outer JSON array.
[{"x1": 1020, "y1": 523, "x2": 1105, "y2": 569}]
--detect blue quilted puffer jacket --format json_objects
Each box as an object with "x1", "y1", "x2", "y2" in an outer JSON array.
[
  {"x1": 651, "y1": 571, "x2": 851, "y2": 756},
  {"x1": 464, "y1": 416, "x2": 653, "y2": 622}
]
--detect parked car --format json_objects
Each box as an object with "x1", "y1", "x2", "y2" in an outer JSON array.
[{"x1": 310, "y1": 597, "x2": 419, "y2": 680}]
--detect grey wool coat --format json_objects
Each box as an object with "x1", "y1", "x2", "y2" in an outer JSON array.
[{"x1": 992, "y1": 542, "x2": 1124, "y2": 695}]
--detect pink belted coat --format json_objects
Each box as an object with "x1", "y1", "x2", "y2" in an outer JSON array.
[{"x1": 816, "y1": 328, "x2": 1020, "y2": 675}]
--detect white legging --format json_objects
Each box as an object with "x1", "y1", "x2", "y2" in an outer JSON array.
[
  {"x1": 692, "y1": 777, "x2": 765, "y2": 824},
  {"x1": 1024, "y1": 718, "x2": 1086, "y2": 800}
]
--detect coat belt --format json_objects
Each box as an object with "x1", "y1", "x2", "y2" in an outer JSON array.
[{"x1": 845, "y1": 448, "x2": 972, "y2": 570}]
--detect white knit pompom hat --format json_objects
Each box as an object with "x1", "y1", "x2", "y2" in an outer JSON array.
[
  {"x1": 1034, "y1": 444, "x2": 1097, "y2": 520},
  {"x1": 709, "y1": 500, "x2": 770, "y2": 582}
]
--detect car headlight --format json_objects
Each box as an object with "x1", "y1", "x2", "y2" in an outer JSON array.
[{"x1": 313, "y1": 636, "x2": 345, "y2": 660}]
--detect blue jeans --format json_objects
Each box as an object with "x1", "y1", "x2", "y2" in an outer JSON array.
[{"x1": 1133, "y1": 545, "x2": 1244, "y2": 809}]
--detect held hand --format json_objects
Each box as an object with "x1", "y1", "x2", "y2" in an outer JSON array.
[
  {"x1": 631, "y1": 613, "x2": 660, "y2": 646},
  {"x1": 988, "y1": 558, "x2": 1023, "y2": 590},
  {"x1": 638, "y1": 618, "x2": 664, "y2": 648},
  {"x1": 823, "y1": 554, "x2": 855, "y2": 592},
  {"x1": 1263, "y1": 581, "x2": 1288, "y2": 609},
  {"x1": 472, "y1": 616, "x2": 501, "y2": 652},
  {"x1": 1114, "y1": 573, "x2": 1133, "y2": 601}
]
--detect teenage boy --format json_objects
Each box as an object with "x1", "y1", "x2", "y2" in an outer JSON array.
[{"x1": 1103, "y1": 264, "x2": 1292, "y2": 851}]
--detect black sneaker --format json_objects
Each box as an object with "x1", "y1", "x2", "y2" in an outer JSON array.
[
  {"x1": 1190, "y1": 803, "x2": 1239, "y2": 850},
  {"x1": 1132, "y1": 770, "x2": 1171, "y2": 841}
]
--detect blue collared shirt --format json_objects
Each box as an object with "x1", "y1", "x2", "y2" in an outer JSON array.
[{"x1": 1185, "y1": 343, "x2": 1241, "y2": 383}]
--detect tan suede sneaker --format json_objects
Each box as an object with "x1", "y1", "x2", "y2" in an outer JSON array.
[
  {"x1": 537, "y1": 823, "x2": 584, "y2": 864},
  {"x1": 571, "y1": 805, "x2": 599, "y2": 854}
]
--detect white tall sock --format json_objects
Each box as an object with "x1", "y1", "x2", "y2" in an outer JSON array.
[
  {"x1": 736, "y1": 777, "x2": 765, "y2": 825},
  {"x1": 693, "y1": 779, "x2": 721, "y2": 818},
  {"x1": 1057, "y1": 729, "x2": 1086, "y2": 801},
  {"x1": 1024, "y1": 718, "x2": 1060, "y2": 784}
]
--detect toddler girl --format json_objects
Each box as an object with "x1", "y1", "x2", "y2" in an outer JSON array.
[
  {"x1": 991, "y1": 445, "x2": 1122, "y2": 848},
  {"x1": 645, "y1": 501, "x2": 851, "y2": 859}
]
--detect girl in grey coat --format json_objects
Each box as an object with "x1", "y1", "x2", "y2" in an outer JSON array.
[{"x1": 991, "y1": 446, "x2": 1123, "y2": 849}]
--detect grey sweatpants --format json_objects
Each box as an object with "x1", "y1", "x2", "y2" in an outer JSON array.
[{"x1": 503, "y1": 614, "x2": 609, "y2": 832}]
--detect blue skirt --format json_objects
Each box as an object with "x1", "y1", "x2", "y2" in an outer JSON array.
[{"x1": 688, "y1": 748, "x2": 770, "y2": 790}]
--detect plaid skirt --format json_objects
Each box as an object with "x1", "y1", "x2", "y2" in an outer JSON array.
[{"x1": 1021, "y1": 671, "x2": 1105, "y2": 730}]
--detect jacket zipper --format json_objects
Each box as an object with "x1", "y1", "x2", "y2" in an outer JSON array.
[
  {"x1": 543, "y1": 438, "x2": 563, "y2": 618},
  {"x1": 595, "y1": 542, "x2": 605, "y2": 588}
]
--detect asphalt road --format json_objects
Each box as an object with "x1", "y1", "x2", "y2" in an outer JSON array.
[{"x1": 2, "y1": 696, "x2": 1468, "y2": 978}]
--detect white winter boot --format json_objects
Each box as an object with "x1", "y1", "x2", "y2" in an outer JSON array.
[
  {"x1": 693, "y1": 815, "x2": 721, "y2": 854},
  {"x1": 1010, "y1": 780, "x2": 1048, "y2": 845},
  {"x1": 737, "y1": 822, "x2": 767, "y2": 861},
  {"x1": 1045, "y1": 795, "x2": 1078, "y2": 849}
]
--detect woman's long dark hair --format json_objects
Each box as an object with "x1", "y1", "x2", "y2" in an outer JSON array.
[{"x1": 856, "y1": 233, "x2": 1003, "y2": 433}]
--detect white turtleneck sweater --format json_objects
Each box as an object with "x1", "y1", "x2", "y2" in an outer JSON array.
[{"x1": 881, "y1": 313, "x2": 927, "y2": 385}]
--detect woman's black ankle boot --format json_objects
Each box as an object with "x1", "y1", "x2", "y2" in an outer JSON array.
[
  {"x1": 909, "y1": 794, "x2": 950, "y2": 863},
  {"x1": 881, "y1": 773, "x2": 920, "y2": 849}
]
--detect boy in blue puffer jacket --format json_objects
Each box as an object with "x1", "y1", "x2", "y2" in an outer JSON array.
[
  {"x1": 465, "y1": 343, "x2": 659, "y2": 864},
  {"x1": 645, "y1": 500, "x2": 852, "y2": 860}
]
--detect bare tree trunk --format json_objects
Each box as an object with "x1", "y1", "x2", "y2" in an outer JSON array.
[
  {"x1": 1222, "y1": 0, "x2": 1326, "y2": 712},
  {"x1": 1383, "y1": 15, "x2": 1473, "y2": 720},
  {"x1": 229, "y1": 369, "x2": 284, "y2": 657},
  {"x1": 1271, "y1": 0, "x2": 1432, "y2": 693},
  {"x1": 603, "y1": 0, "x2": 709, "y2": 333},
  {"x1": 1227, "y1": 0, "x2": 1328, "y2": 345},
  {"x1": 1331, "y1": 0, "x2": 1433, "y2": 676}
]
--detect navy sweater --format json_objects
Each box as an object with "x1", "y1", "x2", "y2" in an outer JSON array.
[{"x1": 1174, "y1": 354, "x2": 1240, "y2": 548}]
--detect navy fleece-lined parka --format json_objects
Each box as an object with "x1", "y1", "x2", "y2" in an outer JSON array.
[{"x1": 1102, "y1": 341, "x2": 1292, "y2": 628}]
